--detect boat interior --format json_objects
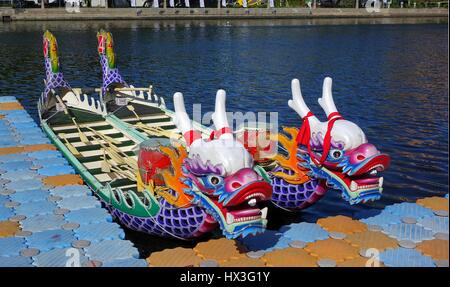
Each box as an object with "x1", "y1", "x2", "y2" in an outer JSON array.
[
  {"x1": 103, "y1": 90, "x2": 185, "y2": 143},
  {"x1": 41, "y1": 91, "x2": 182, "y2": 198}
]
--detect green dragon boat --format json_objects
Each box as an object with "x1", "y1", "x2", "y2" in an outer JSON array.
[{"x1": 39, "y1": 29, "x2": 391, "y2": 240}]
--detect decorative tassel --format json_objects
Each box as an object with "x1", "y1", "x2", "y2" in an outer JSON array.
[
  {"x1": 318, "y1": 112, "x2": 344, "y2": 164},
  {"x1": 295, "y1": 111, "x2": 344, "y2": 167},
  {"x1": 295, "y1": 111, "x2": 315, "y2": 146}
]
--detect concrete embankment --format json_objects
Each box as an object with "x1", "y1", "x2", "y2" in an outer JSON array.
[{"x1": 1, "y1": 7, "x2": 448, "y2": 21}]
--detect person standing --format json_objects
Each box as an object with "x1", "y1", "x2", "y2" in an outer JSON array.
[{"x1": 306, "y1": 0, "x2": 312, "y2": 13}]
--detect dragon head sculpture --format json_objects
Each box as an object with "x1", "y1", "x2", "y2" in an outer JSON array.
[
  {"x1": 43, "y1": 30, "x2": 59, "y2": 74},
  {"x1": 282, "y1": 77, "x2": 391, "y2": 205},
  {"x1": 41, "y1": 30, "x2": 71, "y2": 112},
  {"x1": 96, "y1": 29, "x2": 127, "y2": 100},
  {"x1": 171, "y1": 90, "x2": 272, "y2": 239}
]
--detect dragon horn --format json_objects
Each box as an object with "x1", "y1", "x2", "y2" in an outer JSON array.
[
  {"x1": 173, "y1": 92, "x2": 202, "y2": 147},
  {"x1": 42, "y1": 30, "x2": 71, "y2": 102},
  {"x1": 97, "y1": 29, "x2": 127, "y2": 99},
  {"x1": 288, "y1": 79, "x2": 320, "y2": 125},
  {"x1": 212, "y1": 89, "x2": 233, "y2": 140},
  {"x1": 318, "y1": 77, "x2": 340, "y2": 120}
]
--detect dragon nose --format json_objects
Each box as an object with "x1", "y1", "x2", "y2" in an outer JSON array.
[
  {"x1": 347, "y1": 143, "x2": 380, "y2": 164},
  {"x1": 224, "y1": 168, "x2": 259, "y2": 192},
  {"x1": 231, "y1": 182, "x2": 242, "y2": 189}
]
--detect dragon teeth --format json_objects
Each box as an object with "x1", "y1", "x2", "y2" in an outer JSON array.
[
  {"x1": 225, "y1": 209, "x2": 267, "y2": 225},
  {"x1": 245, "y1": 193, "x2": 264, "y2": 200},
  {"x1": 261, "y1": 207, "x2": 268, "y2": 220},
  {"x1": 350, "y1": 180, "x2": 382, "y2": 192},
  {"x1": 226, "y1": 213, "x2": 234, "y2": 224},
  {"x1": 350, "y1": 181, "x2": 358, "y2": 192}
]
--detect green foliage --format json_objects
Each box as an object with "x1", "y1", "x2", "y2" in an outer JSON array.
[
  {"x1": 285, "y1": 0, "x2": 308, "y2": 7},
  {"x1": 340, "y1": 0, "x2": 357, "y2": 7}
]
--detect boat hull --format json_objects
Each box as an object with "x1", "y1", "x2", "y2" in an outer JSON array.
[{"x1": 103, "y1": 197, "x2": 217, "y2": 239}]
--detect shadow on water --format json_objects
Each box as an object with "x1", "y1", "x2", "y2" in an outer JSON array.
[
  {"x1": 123, "y1": 221, "x2": 218, "y2": 258},
  {"x1": 0, "y1": 18, "x2": 448, "y2": 257}
]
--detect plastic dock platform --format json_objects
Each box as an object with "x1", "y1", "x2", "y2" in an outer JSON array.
[
  {"x1": 0, "y1": 97, "x2": 147, "y2": 267},
  {"x1": 145, "y1": 196, "x2": 448, "y2": 267},
  {"x1": 1, "y1": 97, "x2": 448, "y2": 267}
]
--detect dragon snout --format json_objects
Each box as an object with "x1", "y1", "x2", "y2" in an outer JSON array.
[
  {"x1": 346, "y1": 143, "x2": 380, "y2": 165},
  {"x1": 222, "y1": 168, "x2": 272, "y2": 207},
  {"x1": 345, "y1": 143, "x2": 391, "y2": 176},
  {"x1": 224, "y1": 168, "x2": 262, "y2": 193}
]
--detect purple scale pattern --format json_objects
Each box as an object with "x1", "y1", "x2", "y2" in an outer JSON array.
[
  {"x1": 100, "y1": 56, "x2": 127, "y2": 96},
  {"x1": 270, "y1": 166, "x2": 327, "y2": 210},
  {"x1": 43, "y1": 58, "x2": 70, "y2": 99},
  {"x1": 102, "y1": 190, "x2": 211, "y2": 239}
]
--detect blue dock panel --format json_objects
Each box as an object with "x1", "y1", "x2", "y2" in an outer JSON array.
[
  {"x1": 384, "y1": 202, "x2": 435, "y2": 219},
  {"x1": 281, "y1": 222, "x2": 330, "y2": 242},
  {"x1": 74, "y1": 222, "x2": 125, "y2": 243},
  {"x1": 21, "y1": 214, "x2": 67, "y2": 233},
  {"x1": 0, "y1": 237, "x2": 26, "y2": 257},
  {"x1": 49, "y1": 185, "x2": 91, "y2": 198},
  {"x1": 380, "y1": 248, "x2": 436, "y2": 267},
  {"x1": 0, "y1": 256, "x2": 34, "y2": 267},
  {"x1": 25, "y1": 229, "x2": 75, "y2": 252},
  {"x1": 58, "y1": 196, "x2": 101, "y2": 211},
  {"x1": 64, "y1": 208, "x2": 113, "y2": 225},
  {"x1": 9, "y1": 189, "x2": 52, "y2": 204},
  {"x1": 84, "y1": 240, "x2": 140, "y2": 263},
  {"x1": 382, "y1": 222, "x2": 435, "y2": 243},
  {"x1": 33, "y1": 247, "x2": 90, "y2": 267},
  {"x1": 14, "y1": 200, "x2": 58, "y2": 217}
]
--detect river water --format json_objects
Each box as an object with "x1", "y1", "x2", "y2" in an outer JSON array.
[{"x1": 0, "y1": 18, "x2": 448, "y2": 256}]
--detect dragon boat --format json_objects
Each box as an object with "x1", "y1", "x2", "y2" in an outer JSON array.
[
  {"x1": 38, "y1": 30, "x2": 391, "y2": 240},
  {"x1": 95, "y1": 30, "x2": 391, "y2": 209},
  {"x1": 39, "y1": 30, "x2": 274, "y2": 240}
]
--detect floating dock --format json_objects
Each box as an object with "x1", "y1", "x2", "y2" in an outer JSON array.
[
  {"x1": 1, "y1": 97, "x2": 448, "y2": 267},
  {"x1": 147, "y1": 196, "x2": 449, "y2": 267},
  {"x1": 0, "y1": 97, "x2": 147, "y2": 267}
]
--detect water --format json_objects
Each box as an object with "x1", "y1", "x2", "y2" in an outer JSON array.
[{"x1": 1, "y1": 18, "x2": 448, "y2": 256}]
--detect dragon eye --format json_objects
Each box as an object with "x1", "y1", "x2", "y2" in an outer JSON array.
[
  {"x1": 208, "y1": 175, "x2": 222, "y2": 186},
  {"x1": 331, "y1": 150, "x2": 343, "y2": 159}
]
